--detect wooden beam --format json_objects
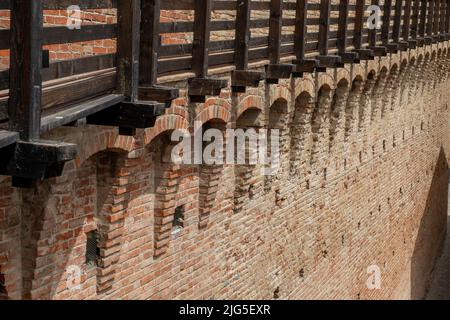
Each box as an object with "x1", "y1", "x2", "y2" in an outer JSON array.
[
  {"x1": 381, "y1": 0, "x2": 393, "y2": 45},
  {"x1": 446, "y1": 0, "x2": 450, "y2": 35},
  {"x1": 0, "y1": 130, "x2": 19, "y2": 149},
  {"x1": 8, "y1": 0, "x2": 43, "y2": 141},
  {"x1": 403, "y1": 0, "x2": 414, "y2": 47},
  {"x1": 427, "y1": 0, "x2": 435, "y2": 42},
  {"x1": 411, "y1": 0, "x2": 421, "y2": 40}
]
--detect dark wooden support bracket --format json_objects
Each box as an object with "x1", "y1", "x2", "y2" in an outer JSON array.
[
  {"x1": 292, "y1": 59, "x2": 319, "y2": 77},
  {"x1": 354, "y1": 49, "x2": 375, "y2": 60},
  {"x1": 316, "y1": 55, "x2": 343, "y2": 71},
  {"x1": 265, "y1": 64, "x2": 294, "y2": 84},
  {"x1": 188, "y1": 77, "x2": 228, "y2": 103},
  {"x1": 231, "y1": 70, "x2": 265, "y2": 92},
  {"x1": 386, "y1": 43, "x2": 399, "y2": 54},
  {"x1": 86, "y1": 100, "x2": 166, "y2": 136},
  {"x1": 368, "y1": 46, "x2": 388, "y2": 57},
  {"x1": 0, "y1": 139, "x2": 77, "y2": 188},
  {"x1": 139, "y1": 85, "x2": 179, "y2": 107},
  {"x1": 396, "y1": 41, "x2": 410, "y2": 51}
]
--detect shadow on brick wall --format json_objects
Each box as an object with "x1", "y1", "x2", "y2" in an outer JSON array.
[{"x1": 410, "y1": 147, "x2": 449, "y2": 299}]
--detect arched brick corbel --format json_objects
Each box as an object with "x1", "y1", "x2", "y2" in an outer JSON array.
[
  {"x1": 358, "y1": 72, "x2": 377, "y2": 132},
  {"x1": 310, "y1": 85, "x2": 333, "y2": 167},
  {"x1": 370, "y1": 68, "x2": 388, "y2": 122},
  {"x1": 233, "y1": 107, "x2": 264, "y2": 213},
  {"x1": 380, "y1": 65, "x2": 398, "y2": 118},
  {"x1": 290, "y1": 91, "x2": 315, "y2": 177},
  {"x1": 344, "y1": 78, "x2": 365, "y2": 143},
  {"x1": 329, "y1": 80, "x2": 350, "y2": 158}
]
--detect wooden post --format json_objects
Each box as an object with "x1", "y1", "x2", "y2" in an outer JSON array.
[
  {"x1": 266, "y1": 0, "x2": 293, "y2": 83},
  {"x1": 8, "y1": 0, "x2": 43, "y2": 141},
  {"x1": 353, "y1": 0, "x2": 374, "y2": 59},
  {"x1": 268, "y1": 0, "x2": 282, "y2": 65},
  {"x1": 402, "y1": 0, "x2": 414, "y2": 47},
  {"x1": 411, "y1": 0, "x2": 421, "y2": 40},
  {"x1": 232, "y1": 0, "x2": 265, "y2": 92},
  {"x1": 316, "y1": 0, "x2": 341, "y2": 69},
  {"x1": 116, "y1": 0, "x2": 141, "y2": 103},
  {"x1": 433, "y1": 0, "x2": 441, "y2": 40},
  {"x1": 446, "y1": 0, "x2": 450, "y2": 37},
  {"x1": 139, "y1": 0, "x2": 179, "y2": 106},
  {"x1": 392, "y1": 0, "x2": 403, "y2": 43},
  {"x1": 426, "y1": 0, "x2": 435, "y2": 43},
  {"x1": 235, "y1": 0, "x2": 251, "y2": 71},
  {"x1": 292, "y1": 0, "x2": 317, "y2": 75},
  {"x1": 337, "y1": 0, "x2": 359, "y2": 62},
  {"x1": 381, "y1": 0, "x2": 393, "y2": 45},
  {"x1": 189, "y1": 0, "x2": 227, "y2": 101},
  {"x1": 140, "y1": 0, "x2": 160, "y2": 86},
  {"x1": 192, "y1": 0, "x2": 212, "y2": 78},
  {"x1": 368, "y1": 0, "x2": 388, "y2": 56}
]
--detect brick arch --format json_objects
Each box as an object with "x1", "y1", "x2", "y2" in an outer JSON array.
[
  {"x1": 295, "y1": 77, "x2": 315, "y2": 100},
  {"x1": 75, "y1": 131, "x2": 133, "y2": 168},
  {"x1": 317, "y1": 72, "x2": 335, "y2": 90},
  {"x1": 144, "y1": 114, "x2": 190, "y2": 145},
  {"x1": 195, "y1": 104, "x2": 231, "y2": 125},
  {"x1": 269, "y1": 84, "x2": 291, "y2": 106},
  {"x1": 237, "y1": 95, "x2": 264, "y2": 119},
  {"x1": 351, "y1": 64, "x2": 366, "y2": 83}
]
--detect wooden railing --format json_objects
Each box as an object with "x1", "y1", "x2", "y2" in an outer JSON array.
[{"x1": 0, "y1": 0, "x2": 448, "y2": 186}]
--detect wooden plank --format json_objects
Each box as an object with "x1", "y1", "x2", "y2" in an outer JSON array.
[
  {"x1": 140, "y1": 0, "x2": 160, "y2": 86},
  {"x1": 446, "y1": 0, "x2": 450, "y2": 34},
  {"x1": 40, "y1": 94, "x2": 124, "y2": 133},
  {"x1": 8, "y1": 0, "x2": 43, "y2": 141},
  {"x1": 419, "y1": 0, "x2": 428, "y2": 38},
  {"x1": 427, "y1": 0, "x2": 435, "y2": 37}
]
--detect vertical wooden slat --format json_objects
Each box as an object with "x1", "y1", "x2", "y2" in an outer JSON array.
[
  {"x1": 419, "y1": 0, "x2": 427, "y2": 38},
  {"x1": 9, "y1": 0, "x2": 43, "y2": 141},
  {"x1": 411, "y1": 0, "x2": 421, "y2": 39},
  {"x1": 192, "y1": 0, "x2": 212, "y2": 78},
  {"x1": 140, "y1": 0, "x2": 160, "y2": 86},
  {"x1": 433, "y1": 0, "x2": 441, "y2": 36},
  {"x1": 402, "y1": 0, "x2": 413, "y2": 41},
  {"x1": 368, "y1": 0, "x2": 380, "y2": 47},
  {"x1": 353, "y1": 0, "x2": 364, "y2": 49},
  {"x1": 337, "y1": 0, "x2": 349, "y2": 55},
  {"x1": 381, "y1": 0, "x2": 393, "y2": 44},
  {"x1": 392, "y1": 0, "x2": 403, "y2": 43},
  {"x1": 268, "y1": 0, "x2": 283, "y2": 64},
  {"x1": 318, "y1": 0, "x2": 331, "y2": 56},
  {"x1": 446, "y1": 0, "x2": 450, "y2": 34},
  {"x1": 439, "y1": 0, "x2": 446, "y2": 34},
  {"x1": 235, "y1": 0, "x2": 251, "y2": 70},
  {"x1": 116, "y1": 0, "x2": 141, "y2": 102},
  {"x1": 294, "y1": 0, "x2": 307, "y2": 61},
  {"x1": 427, "y1": 0, "x2": 435, "y2": 37}
]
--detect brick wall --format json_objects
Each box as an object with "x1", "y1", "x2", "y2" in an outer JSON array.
[{"x1": 0, "y1": 4, "x2": 450, "y2": 300}]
